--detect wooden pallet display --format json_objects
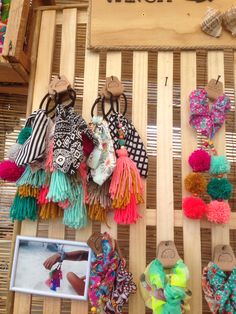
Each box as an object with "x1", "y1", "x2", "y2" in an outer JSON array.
[{"x1": 8, "y1": 4, "x2": 236, "y2": 314}]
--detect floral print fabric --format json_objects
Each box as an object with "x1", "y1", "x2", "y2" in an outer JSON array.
[
  {"x1": 189, "y1": 89, "x2": 231, "y2": 139},
  {"x1": 202, "y1": 262, "x2": 236, "y2": 314}
]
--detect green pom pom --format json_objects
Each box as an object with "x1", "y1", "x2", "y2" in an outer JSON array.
[
  {"x1": 119, "y1": 139, "x2": 126, "y2": 147},
  {"x1": 18, "y1": 127, "x2": 32, "y2": 145},
  {"x1": 207, "y1": 178, "x2": 232, "y2": 200},
  {"x1": 210, "y1": 155, "x2": 230, "y2": 175}
]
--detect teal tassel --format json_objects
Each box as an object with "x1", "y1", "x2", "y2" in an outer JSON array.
[
  {"x1": 16, "y1": 167, "x2": 46, "y2": 188},
  {"x1": 47, "y1": 170, "x2": 75, "y2": 202},
  {"x1": 63, "y1": 184, "x2": 87, "y2": 229},
  {"x1": 10, "y1": 192, "x2": 38, "y2": 221}
]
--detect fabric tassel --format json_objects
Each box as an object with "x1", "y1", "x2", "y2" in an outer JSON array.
[
  {"x1": 109, "y1": 148, "x2": 144, "y2": 224},
  {"x1": 18, "y1": 185, "x2": 39, "y2": 198},
  {"x1": 87, "y1": 180, "x2": 112, "y2": 224},
  {"x1": 63, "y1": 184, "x2": 87, "y2": 229},
  {"x1": 45, "y1": 139, "x2": 54, "y2": 173},
  {"x1": 46, "y1": 170, "x2": 75, "y2": 203},
  {"x1": 38, "y1": 186, "x2": 62, "y2": 219},
  {"x1": 16, "y1": 166, "x2": 45, "y2": 188},
  {"x1": 10, "y1": 191, "x2": 38, "y2": 221}
]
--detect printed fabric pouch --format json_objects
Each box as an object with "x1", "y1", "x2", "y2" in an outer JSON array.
[
  {"x1": 15, "y1": 109, "x2": 49, "y2": 166},
  {"x1": 53, "y1": 104, "x2": 97, "y2": 175},
  {"x1": 87, "y1": 116, "x2": 116, "y2": 186},
  {"x1": 108, "y1": 113, "x2": 148, "y2": 178}
]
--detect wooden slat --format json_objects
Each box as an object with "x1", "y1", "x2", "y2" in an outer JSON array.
[
  {"x1": 71, "y1": 16, "x2": 100, "y2": 314},
  {"x1": 156, "y1": 52, "x2": 174, "y2": 242},
  {"x1": 13, "y1": 10, "x2": 56, "y2": 314},
  {"x1": 43, "y1": 8, "x2": 77, "y2": 314},
  {"x1": 32, "y1": 10, "x2": 56, "y2": 107},
  {"x1": 208, "y1": 51, "x2": 230, "y2": 249},
  {"x1": 100, "y1": 51, "x2": 122, "y2": 238},
  {"x1": 129, "y1": 51, "x2": 148, "y2": 314},
  {"x1": 181, "y1": 52, "x2": 202, "y2": 314}
]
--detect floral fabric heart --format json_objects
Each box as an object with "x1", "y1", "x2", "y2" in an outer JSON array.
[{"x1": 189, "y1": 89, "x2": 231, "y2": 139}]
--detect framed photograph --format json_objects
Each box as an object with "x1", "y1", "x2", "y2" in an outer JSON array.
[{"x1": 10, "y1": 236, "x2": 91, "y2": 301}]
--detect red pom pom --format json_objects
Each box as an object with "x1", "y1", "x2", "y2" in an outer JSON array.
[
  {"x1": 182, "y1": 196, "x2": 207, "y2": 219},
  {"x1": 0, "y1": 160, "x2": 25, "y2": 182},
  {"x1": 188, "y1": 149, "x2": 211, "y2": 172},
  {"x1": 206, "y1": 201, "x2": 231, "y2": 224}
]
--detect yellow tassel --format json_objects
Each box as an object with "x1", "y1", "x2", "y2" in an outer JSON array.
[
  {"x1": 18, "y1": 185, "x2": 39, "y2": 198},
  {"x1": 88, "y1": 203, "x2": 108, "y2": 224},
  {"x1": 39, "y1": 202, "x2": 63, "y2": 220}
]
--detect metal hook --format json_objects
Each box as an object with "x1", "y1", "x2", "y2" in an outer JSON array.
[
  {"x1": 165, "y1": 77, "x2": 168, "y2": 86},
  {"x1": 216, "y1": 75, "x2": 221, "y2": 85}
]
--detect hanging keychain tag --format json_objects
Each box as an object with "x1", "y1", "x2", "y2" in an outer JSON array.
[
  {"x1": 205, "y1": 78, "x2": 223, "y2": 101},
  {"x1": 213, "y1": 245, "x2": 236, "y2": 272},
  {"x1": 87, "y1": 232, "x2": 103, "y2": 256},
  {"x1": 48, "y1": 75, "x2": 71, "y2": 96},
  {"x1": 157, "y1": 241, "x2": 180, "y2": 268},
  {"x1": 100, "y1": 76, "x2": 124, "y2": 99}
]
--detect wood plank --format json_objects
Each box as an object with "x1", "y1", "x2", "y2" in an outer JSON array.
[
  {"x1": 13, "y1": 10, "x2": 56, "y2": 314},
  {"x1": 89, "y1": 0, "x2": 236, "y2": 50},
  {"x1": 100, "y1": 51, "x2": 122, "y2": 239},
  {"x1": 208, "y1": 51, "x2": 230, "y2": 249},
  {"x1": 129, "y1": 51, "x2": 148, "y2": 314},
  {"x1": 156, "y1": 52, "x2": 174, "y2": 242},
  {"x1": 43, "y1": 8, "x2": 77, "y2": 314},
  {"x1": 32, "y1": 10, "x2": 56, "y2": 107},
  {"x1": 0, "y1": 63, "x2": 25, "y2": 83},
  {"x1": 181, "y1": 51, "x2": 202, "y2": 314},
  {"x1": 145, "y1": 209, "x2": 236, "y2": 229},
  {"x1": 71, "y1": 18, "x2": 100, "y2": 314}
]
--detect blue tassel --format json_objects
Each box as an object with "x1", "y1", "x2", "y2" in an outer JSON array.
[
  {"x1": 16, "y1": 166, "x2": 46, "y2": 188},
  {"x1": 10, "y1": 191, "x2": 38, "y2": 221},
  {"x1": 47, "y1": 170, "x2": 75, "y2": 203},
  {"x1": 63, "y1": 184, "x2": 87, "y2": 229}
]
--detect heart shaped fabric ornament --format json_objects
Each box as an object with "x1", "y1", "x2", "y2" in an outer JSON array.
[{"x1": 189, "y1": 89, "x2": 231, "y2": 139}]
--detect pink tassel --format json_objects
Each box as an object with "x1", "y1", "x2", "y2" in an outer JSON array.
[
  {"x1": 58, "y1": 199, "x2": 70, "y2": 209},
  {"x1": 79, "y1": 162, "x2": 88, "y2": 203},
  {"x1": 109, "y1": 148, "x2": 144, "y2": 224},
  {"x1": 45, "y1": 140, "x2": 54, "y2": 173},
  {"x1": 38, "y1": 186, "x2": 50, "y2": 205}
]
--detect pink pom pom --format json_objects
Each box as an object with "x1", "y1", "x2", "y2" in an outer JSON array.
[
  {"x1": 206, "y1": 201, "x2": 231, "y2": 224},
  {"x1": 182, "y1": 196, "x2": 207, "y2": 219},
  {"x1": 188, "y1": 149, "x2": 211, "y2": 172},
  {"x1": 0, "y1": 160, "x2": 25, "y2": 182}
]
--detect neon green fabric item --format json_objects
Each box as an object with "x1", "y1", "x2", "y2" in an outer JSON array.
[{"x1": 140, "y1": 259, "x2": 191, "y2": 314}]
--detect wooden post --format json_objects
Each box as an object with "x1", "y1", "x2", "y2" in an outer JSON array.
[
  {"x1": 156, "y1": 52, "x2": 174, "y2": 242},
  {"x1": 208, "y1": 51, "x2": 230, "y2": 249},
  {"x1": 181, "y1": 52, "x2": 202, "y2": 314},
  {"x1": 129, "y1": 51, "x2": 148, "y2": 314}
]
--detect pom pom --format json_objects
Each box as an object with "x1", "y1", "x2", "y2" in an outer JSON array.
[
  {"x1": 0, "y1": 160, "x2": 25, "y2": 182},
  {"x1": 188, "y1": 149, "x2": 211, "y2": 172},
  {"x1": 210, "y1": 155, "x2": 230, "y2": 175},
  {"x1": 206, "y1": 201, "x2": 231, "y2": 224},
  {"x1": 184, "y1": 172, "x2": 207, "y2": 195},
  {"x1": 182, "y1": 196, "x2": 207, "y2": 219},
  {"x1": 7, "y1": 143, "x2": 22, "y2": 161},
  {"x1": 18, "y1": 126, "x2": 32, "y2": 145},
  {"x1": 207, "y1": 178, "x2": 232, "y2": 200}
]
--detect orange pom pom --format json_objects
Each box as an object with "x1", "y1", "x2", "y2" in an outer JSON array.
[{"x1": 184, "y1": 172, "x2": 207, "y2": 195}]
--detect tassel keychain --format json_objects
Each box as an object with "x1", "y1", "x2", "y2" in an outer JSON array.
[
  {"x1": 45, "y1": 263, "x2": 63, "y2": 291},
  {"x1": 109, "y1": 120, "x2": 144, "y2": 224},
  {"x1": 38, "y1": 185, "x2": 63, "y2": 219}
]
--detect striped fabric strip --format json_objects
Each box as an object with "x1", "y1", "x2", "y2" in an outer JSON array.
[{"x1": 15, "y1": 110, "x2": 49, "y2": 166}]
